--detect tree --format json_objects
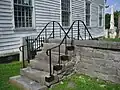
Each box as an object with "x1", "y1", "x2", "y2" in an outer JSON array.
[
  {"x1": 105, "y1": 11, "x2": 120, "y2": 29},
  {"x1": 105, "y1": 13, "x2": 110, "y2": 29}
]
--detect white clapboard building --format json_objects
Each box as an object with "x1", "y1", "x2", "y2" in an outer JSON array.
[{"x1": 0, "y1": 0, "x2": 105, "y2": 56}]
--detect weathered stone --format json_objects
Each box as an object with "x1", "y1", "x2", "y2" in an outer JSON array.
[
  {"x1": 76, "y1": 62, "x2": 92, "y2": 70},
  {"x1": 107, "y1": 54, "x2": 115, "y2": 60},
  {"x1": 94, "y1": 72, "x2": 108, "y2": 81},
  {"x1": 107, "y1": 75, "x2": 120, "y2": 83},
  {"x1": 67, "y1": 82, "x2": 76, "y2": 88},
  {"x1": 30, "y1": 60, "x2": 53, "y2": 73},
  {"x1": 117, "y1": 69, "x2": 120, "y2": 76},
  {"x1": 105, "y1": 60, "x2": 116, "y2": 68},
  {"x1": 92, "y1": 52, "x2": 104, "y2": 59},
  {"x1": 95, "y1": 59, "x2": 106, "y2": 67},
  {"x1": 117, "y1": 62, "x2": 120, "y2": 70},
  {"x1": 81, "y1": 58, "x2": 94, "y2": 64},
  {"x1": 20, "y1": 68, "x2": 59, "y2": 86},
  {"x1": 100, "y1": 66, "x2": 117, "y2": 75},
  {"x1": 9, "y1": 75, "x2": 48, "y2": 90},
  {"x1": 43, "y1": 43, "x2": 65, "y2": 53}
]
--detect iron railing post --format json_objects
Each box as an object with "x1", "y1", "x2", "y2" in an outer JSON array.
[
  {"x1": 53, "y1": 21, "x2": 55, "y2": 38},
  {"x1": 58, "y1": 46, "x2": 61, "y2": 65},
  {"x1": 71, "y1": 27, "x2": 73, "y2": 45},
  {"x1": 60, "y1": 28, "x2": 61, "y2": 38},
  {"x1": 49, "y1": 50, "x2": 52, "y2": 76},
  {"x1": 65, "y1": 36, "x2": 68, "y2": 55},
  {"x1": 22, "y1": 46, "x2": 25, "y2": 68},
  {"x1": 26, "y1": 37, "x2": 30, "y2": 63},
  {"x1": 78, "y1": 21, "x2": 80, "y2": 40},
  {"x1": 45, "y1": 28, "x2": 47, "y2": 42},
  {"x1": 85, "y1": 28, "x2": 86, "y2": 40}
]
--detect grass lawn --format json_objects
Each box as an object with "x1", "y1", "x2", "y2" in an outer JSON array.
[
  {"x1": 103, "y1": 38, "x2": 120, "y2": 42},
  {"x1": 50, "y1": 74, "x2": 120, "y2": 90},
  {"x1": 0, "y1": 62, "x2": 120, "y2": 90},
  {"x1": 0, "y1": 62, "x2": 21, "y2": 90}
]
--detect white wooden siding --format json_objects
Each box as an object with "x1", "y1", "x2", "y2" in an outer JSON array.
[
  {"x1": 35, "y1": 0, "x2": 60, "y2": 32},
  {"x1": 0, "y1": 0, "x2": 20, "y2": 55},
  {"x1": 0, "y1": 0, "x2": 105, "y2": 56},
  {"x1": 90, "y1": 0, "x2": 105, "y2": 37}
]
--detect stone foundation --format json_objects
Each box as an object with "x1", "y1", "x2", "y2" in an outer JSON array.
[{"x1": 74, "y1": 40, "x2": 120, "y2": 83}]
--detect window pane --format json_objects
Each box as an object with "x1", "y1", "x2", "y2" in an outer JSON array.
[
  {"x1": 86, "y1": 15, "x2": 90, "y2": 26},
  {"x1": 86, "y1": 3, "x2": 90, "y2": 14},
  {"x1": 18, "y1": 0, "x2": 21, "y2": 4},
  {"x1": 14, "y1": 0, "x2": 32, "y2": 28},
  {"x1": 86, "y1": 1, "x2": 91, "y2": 26},
  {"x1": 14, "y1": 0, "x2": 17, "y2": 4},
  {"x1": 99, "y1": 6, "x2": 103, "y2": 26},
  {"x1": 61, "y1": 0, "x2": 70, "y2": 26}
]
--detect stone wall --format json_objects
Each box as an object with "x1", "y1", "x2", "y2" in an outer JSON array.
[{"x1": 75, "y1": 41, "x2": 120, "y2": 83}]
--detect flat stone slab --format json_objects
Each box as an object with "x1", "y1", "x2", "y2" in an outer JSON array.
[
  {"x1": 9, "y1": 75, "x2": 48, "y2": 90},
  {"x1": 20, "y1": 67, "x2": 59, "y2": 86}
]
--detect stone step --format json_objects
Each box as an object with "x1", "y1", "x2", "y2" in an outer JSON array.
[
  {"x1": 60, "y1": 55, "x2": 71, "y2": 61},
  {"x1": 43, "y1": 43, "x2": 66, "y2": 53},
  {"x1": 48, "y1": 39, "x2": 72, "y2": 44},
  {"x1": 20, "y1": 67, "x2": 59, "y2": 86},
  {"x1": 29, "y1": 60, "x2": 53, "y2": 73},
  {"x1": 9, "y1": 75, "x2": 48, "y2": 90},
  {"x1": 43, "y1": 43, "x2": 75, "y2": 54},
  {"x1": 35, "y1": 51, "x2": 64, "y2": 64}
]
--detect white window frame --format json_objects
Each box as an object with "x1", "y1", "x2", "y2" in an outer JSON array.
[
  {"x1": 85, "y1": 0, "x2": 91, "y2": 27},
  {"x1": 60, "y1": 0, "x2": 71, "y2": 27},
  {"x1": 98, "y1": 5, "x2": 103, "y2": 27},
  {"x1": 12, "y1": 0, "x2": 35, "y2": 30}
]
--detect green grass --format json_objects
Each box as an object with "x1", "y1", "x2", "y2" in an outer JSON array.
[
  {"x1": 103, "y1": 38, "x2": 120, "y2": 42},
  {"x1": 50, "y1": 74, "x2": 120, "y2": 90},
  {"x1": 0, "y1": 62, "x2": 21, "y2": 90},
  {"x1": 0, "y1": 62, "x2": 120, "y2": 90}
]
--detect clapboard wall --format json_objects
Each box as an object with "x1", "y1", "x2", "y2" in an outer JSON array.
[
  {"x1": 0, "y1": 0, "x2": 105, "y2": 57},
  {"x1": 0, "y1": 0, "x2": 20, "y2": 56},
  {"x1": 71, "y1": 0, "x2": 105, "y2": 38}
]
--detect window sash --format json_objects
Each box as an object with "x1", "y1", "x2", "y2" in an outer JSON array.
[
  {"x1": 61, "y1": 0, "x2": 70, "y2": 26},
  {"x1": 99, "y1": 6, "x2": 103, "y2": 26},
  {"x1": 14, "y1": 0, "x2": 32, "y2": 28},
  {"x1": 86, "y1": 2, "x2": 91, "y2": 26}
]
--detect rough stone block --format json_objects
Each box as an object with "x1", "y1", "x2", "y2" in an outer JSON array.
[
  {"x1": 95, "y1": 72, "x2": 108, "y2": 81},
  {"x1": 107, "y1": 75, "x2": 120, "y2": 83},
  {"x1": 43, "y1": 43, "x2": 65, "y2": 53},
  {"x1": 117, "y1": 69, "x2": 120, "y2": 76},
  {"x1": 100, "y1": 66, "x2": 117, "y2": 75},
  {"x1": 81, "y1": 58, "x2": 94, "y2": 64},
  {"x1": 9, "y1": 75, "x2": 48, "y2": 90},
  {"x1": 30, "y1": 60, "x2": 53, "y2": 73},
  {"x1": 95, "y1": 59, "x2": 106, "y2": 67},
  {"x1": 92, "y1": 51, "x2": 104, "y2": 59}
]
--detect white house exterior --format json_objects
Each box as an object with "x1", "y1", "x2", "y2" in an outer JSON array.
[{"x1": 0, "y1": 0, "x2": 105, "y2": 56}]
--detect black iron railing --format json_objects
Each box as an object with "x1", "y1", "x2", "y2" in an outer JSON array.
[
  {"x1": 46, "y1": 20, "x2": 93, "y2": 79},
  {"x1": 19, "y1": 21, "x2": 69, "y2": 68}
]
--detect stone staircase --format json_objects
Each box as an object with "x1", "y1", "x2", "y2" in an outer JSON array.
[{"x1": 10, "y1": 42, "x2": 76, "y2": 90}]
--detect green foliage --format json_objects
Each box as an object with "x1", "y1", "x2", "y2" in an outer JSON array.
[
  {"x1": 50, "y1": 74, "x2": 120, "y2": 90},
  {"x1": 105, "y1": 13, "x2": 110, "y2": 29},
  {"x1": 0, "y1": 62, "x2": 120, "y2": 90},
  {"x1": 0, "y1": 62, "x2": 21, "y2": 90},
  {"x1": 103, "y1": 38, "x2": 120, "y2": 42},
  {"x1": 105, "y1": 11, "x2": 120, "y2": 29}
]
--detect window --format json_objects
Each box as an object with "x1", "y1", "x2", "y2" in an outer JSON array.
[
  {"x1": 14, "y1": 0, "x2": 33, "y2": 28},
  {"x1": 61, "y1": 0, "x2": 70, "y2": 26},
  {"x1": 86, "y1": 1, "x2": 91, "y2": 26},
  {"x1": 99, "y1": 6, "x2": 103, "y2": 26}
]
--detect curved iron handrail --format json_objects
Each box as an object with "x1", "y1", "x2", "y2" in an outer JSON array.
[
  {"x1": 45, "y1": 20, "x2": 93, "y2": 78},
  {"x1": 46, "y1": 20, "x2": 93, "y2": 54},
  {"x1": 19, "y1": 21, "x2": 70, "y2": 51}
]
